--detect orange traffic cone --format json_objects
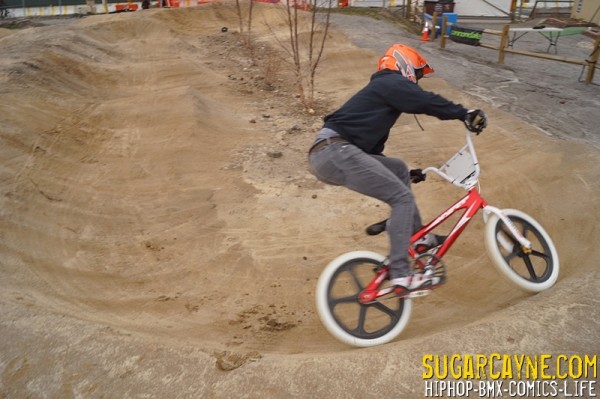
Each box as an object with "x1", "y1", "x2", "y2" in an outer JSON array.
[{"x1": 421, "y1": 25, "x2": 430, "y2": 42}]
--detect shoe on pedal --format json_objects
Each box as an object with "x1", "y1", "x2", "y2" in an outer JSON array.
[
  {"x1": 389, "y1": 274, "x2": 433, "y2": 298},
  {"x1": 413, "y1": 233, "x2": 446, "y2": 254}
]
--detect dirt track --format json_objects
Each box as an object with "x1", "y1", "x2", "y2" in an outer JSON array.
[{"x1": 0, "y1": 5, "x2": 599, "y2": 398}]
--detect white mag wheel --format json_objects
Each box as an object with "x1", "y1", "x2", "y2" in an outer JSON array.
[
  {"x1": 484, "y1": 209, "x2": 559, "y2": 292},
  {"x1": 315, "y1": 251, "x2": 412, "y2": 347}
]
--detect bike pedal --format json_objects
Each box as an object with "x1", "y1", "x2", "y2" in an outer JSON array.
[
  {"x1": 408, "y1": 289, "x2": 431, "y2": 298},
  {"x1": 419, "y1": 279, "x2": 433, "y2": 289}
]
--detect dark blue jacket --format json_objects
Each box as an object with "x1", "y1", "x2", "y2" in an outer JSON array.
[{"x1": 323, "y1": 69, "x2": 469, "y2": 154}]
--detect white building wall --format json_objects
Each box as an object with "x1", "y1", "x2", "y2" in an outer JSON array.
[{"x1": 571, "y1": 0, "x2": 600, "y2": 23}]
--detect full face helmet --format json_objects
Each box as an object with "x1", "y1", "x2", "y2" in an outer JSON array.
[{"x1": 377, "y1": 44, "x2": 434, "y2": 83}]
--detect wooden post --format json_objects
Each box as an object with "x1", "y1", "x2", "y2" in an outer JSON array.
[
  {"x1": 406, "y1": 0, "x2": 411, "y2": 19},
  {"x1": 432, "y1": 11, "x2": 438, "y2": 42},
  {"x1": 509, "y1": 0, "x2": 516, "y2": 21},
  {"x1": 498, "y1": 24, "x2": 510, "y2": 64},
  {"x1": 585, "y1": 34, "x2": 600, "y2": 84},
  {"x1": 440, "y1": 16, "x2": 448, "y2": 49}
]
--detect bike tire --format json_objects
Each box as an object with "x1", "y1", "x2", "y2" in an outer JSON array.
[
  {"x1": 315, "y1": 251, "x2": 412, "y2": 347},
  {"x1": 484, "y1": 209, "x2": 559, "y2": 292}
]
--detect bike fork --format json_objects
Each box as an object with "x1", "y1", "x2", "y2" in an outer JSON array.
[{"x1": 483, "y1": 206, "x2": 533, "y2": 253}]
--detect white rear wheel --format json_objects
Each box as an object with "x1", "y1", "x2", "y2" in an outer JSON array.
[
  {"x1": 315, "y1": 251, "x2": 412, "y2": 347},
  {"x1": 484, "y1": 209, "x2": 559, "y2": 292}
]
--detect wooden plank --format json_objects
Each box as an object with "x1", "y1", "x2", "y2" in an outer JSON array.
[
  {"x1": 479, "y1": 43, "x2": 500, "y2": 50},
  {"x1": 504, "y1": 47, "x2": 587, "y2": 65},
  {"x1": 483, "y1": 29, "x2": 503, "y2": 36}
]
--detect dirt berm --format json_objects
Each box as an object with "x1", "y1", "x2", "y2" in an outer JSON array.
[{"x1": 0, "y1": 4, "x2": 598, "y2": 398}]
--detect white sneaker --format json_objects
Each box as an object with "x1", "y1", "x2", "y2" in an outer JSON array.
[
  {"x1": 413, "y1": 233, "x2": 446, "y2": 254},
  {"x1": 389, "y1": 274, "x2": 432, "y2": 297}
]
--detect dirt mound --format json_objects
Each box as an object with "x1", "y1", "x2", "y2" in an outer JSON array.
[{"x1": 1, "y1": 4, "x2": 598, "y2": 398}]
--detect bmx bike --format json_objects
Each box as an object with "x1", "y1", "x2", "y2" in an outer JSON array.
[{"x1": 315, "y1": 132, "x2": 559, "y2": 347}]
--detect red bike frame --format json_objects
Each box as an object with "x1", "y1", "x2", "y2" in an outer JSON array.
[
  {"x1": 409, "y1": 188, "x2": 488, "y2": 259},
  {"x1": 358, "y1": 187, "x2": 488, "y2": 303}
]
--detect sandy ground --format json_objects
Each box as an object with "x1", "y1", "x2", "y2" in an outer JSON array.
[{"x1": 0, "y1": 5, "x2": 599, "y2": 398}]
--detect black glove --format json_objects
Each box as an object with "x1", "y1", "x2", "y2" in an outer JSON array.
[
  {"x1": 464, "y1": 109, "x2": 487, "y2": 134},
  {"x1": 410, "y1": 169, "x2": 426, "y2": 184}
]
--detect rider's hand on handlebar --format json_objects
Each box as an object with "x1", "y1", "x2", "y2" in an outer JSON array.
[
  {"x1": 410, "y1": 169, "x2": 426, "y2": 184},
  {"x1": 464, "y1": 109, "x2": 487, "y2": 134}
]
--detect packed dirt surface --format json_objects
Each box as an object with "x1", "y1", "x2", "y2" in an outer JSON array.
[{"x1": 1, "y1": 5, "x2": 599, "y2": 398}]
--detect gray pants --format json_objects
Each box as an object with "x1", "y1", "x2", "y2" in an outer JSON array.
[{"x1": 308, "y1": 140, "x2": 422, "y2": 278}]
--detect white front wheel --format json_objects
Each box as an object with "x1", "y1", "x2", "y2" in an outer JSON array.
[
  {"x1": 484, "y1": 209, "x2": 559, "y2": 292},
  {"x1": 315, "y1": 251, "x2": 412, "y2": 347}
]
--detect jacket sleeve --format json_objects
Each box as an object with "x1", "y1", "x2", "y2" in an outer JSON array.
[{"x1": 383, "y1": 79, "x2": 469, "y2": 121}]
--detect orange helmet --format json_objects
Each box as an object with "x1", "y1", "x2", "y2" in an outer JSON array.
[{"x1": 377, "y1": 44, "x2": 434, "y2": 83}]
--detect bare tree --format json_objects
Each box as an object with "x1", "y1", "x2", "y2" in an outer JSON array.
[
  {"x1": 274, "y1": 0, "x2": 334, "y2": 110},
  {"x1": 235, "y1": 0, "x2": 256, "y2": 50}
]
